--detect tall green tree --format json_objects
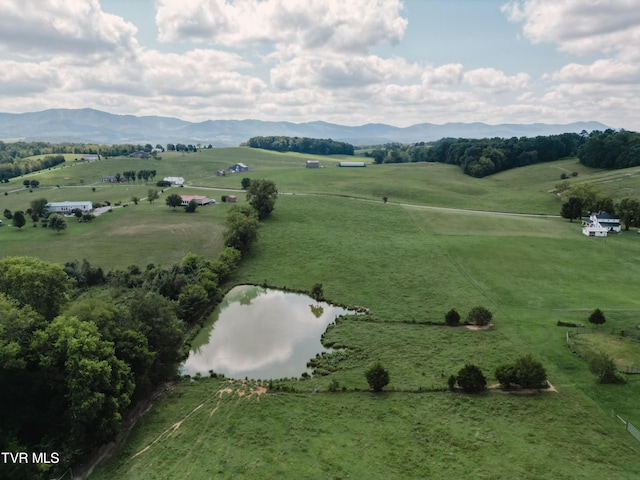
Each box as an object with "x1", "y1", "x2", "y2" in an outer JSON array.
[
  {"x1": 0, "y1": 256, "x2": 72, "y2": 320},
  {"x1": 166, "y1": 193, "x2": 182, "y2": 209},
  {"x1": 30, "y1": 198, "x2": 48, "y2": 217},
  {"x1": 32, "y1": 316, "x2": 134, "y2": 455},
  {"x1": 48, "y1": 213, "x2": 67, "y2": 233},
  {"x1": 616, "y1": 198, "x2": 640, "y2": 230},
  {"x1": 12, "y1": 210, "x2": 25, "y2": 229},
  {"x1": 588, "y1": 308, "x2": 606, "y2": 327},
  {"x1": 223, "y1": 205, "x2": 260, "y2": 253},
  {"x1": 560, "y1": 196, "x2": 583, "y2": 222},
  {"x1": 246, "y1": 179, "x2": 278, "y2": 220},
  {"x1": 147, "y1": 188, "x2": 159, "y2": 204}
]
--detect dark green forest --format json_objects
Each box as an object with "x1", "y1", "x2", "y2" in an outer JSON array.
[
  {"x1": 247, "y1": 136, "x2": 355, "y2": 155},
  {"x1": 361, "y1": 129, "x2": 640, "y2": 178}
]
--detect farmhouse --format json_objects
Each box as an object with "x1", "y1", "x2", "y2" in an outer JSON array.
[
  {"x1": 46, "y1": 201, "x2": 93, "y2": 214},
  {"x1": 180, "y1": 195, "x2": 215, "y2": 206},
  {"x1": 338, "y1": 161, "x2": 366, "y2": 167},
  {"x1": 229, "y1": 163, "x2": 249, "y2": 173},
  {"x1": 306, "y1": 160, "x2": 320, "y2": 168},
  {"x1": 163, "y1": 176, "x2": 185, "y2": 185},
  {"x1": 582, "y1": 212, "x2": 621, "y2": 237}
]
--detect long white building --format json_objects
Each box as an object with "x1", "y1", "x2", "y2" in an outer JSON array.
[{"x1": 46, "y1": 201, "x2": 93, "y2": 214}]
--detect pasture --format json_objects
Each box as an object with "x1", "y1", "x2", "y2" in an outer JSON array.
[{"x1": 2, "y1": 150, "x2": 640, "y2": 478}]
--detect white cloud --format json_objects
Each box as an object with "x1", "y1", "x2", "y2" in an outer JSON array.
[
  {"x1": 502, "y1": 0, "x2": 640, "y2": 56},
  {"x1": 156, "y1": 0, "x2": 407, "y2": 53},
  {"x1": 0, "y1": 0, "x2": 139, "y2": 57},
  {"x1": 421, "y1": 64, "x2": 463, "y2": 87},
  {"x1": 463, "y1": 68, "x2": 529, "y2": 93}
]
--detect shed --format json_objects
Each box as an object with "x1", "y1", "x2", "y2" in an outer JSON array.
[
  {"x1": 82, "y1": 154, "x2": 99, "y2": 161},
  {"x1": 306, "y1": 160, "x2": 320, "y2": 168},
  {"x1": 338, "y1": 161, "x2": 366, "y2": 167},
  {"x1": 229, "y1": 163, "x2": 249, "y2": 173},
  {"x1": 225, "y1": 195, "x2": 237, "y2": 203}
]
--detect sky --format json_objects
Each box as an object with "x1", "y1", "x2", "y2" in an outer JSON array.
[{"x1": 0, "y1": 0, "x2": 639, "y2": 129}]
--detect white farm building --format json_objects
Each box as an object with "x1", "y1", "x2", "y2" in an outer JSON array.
[
  {"x1": 582, "y1": 212, "x2": 621, "y2": 237},
  {"x1": 46, "y1": 201, "x2": 93, "y2": 214}
]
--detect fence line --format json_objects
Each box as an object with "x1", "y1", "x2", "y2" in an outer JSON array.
[
  {"x1": 612, "y1": 410, "x2": 640, "y2": 443},
  {"x1": 566, "y1": 328, "x2": 640, "y2": 374}
]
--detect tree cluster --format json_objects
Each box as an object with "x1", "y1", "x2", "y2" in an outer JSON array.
[
  {"x1": 444, "y1": 306, "x2": 493, "y2": 326},
  {"x1": 0, "y1": 248, "x2": 242, "y2": 477},
  {"x1": 0, "y1": 154, "x2": 65, "y2": 182},
  {"x1": 166, "y1": 143, "x2": 198, "y2": 152},
  {"x1": 495, "y1": 355, "x2": 548, "y2": 389},
  {"x1": 360, "y1": 133, "x2": 584, "y2": 178},
  {"x1": 578, "y1": 129, "x2": 640, "y2": 169},
  {"x1": 247, "y1": 136, "x2": 355, "y2": 155}
]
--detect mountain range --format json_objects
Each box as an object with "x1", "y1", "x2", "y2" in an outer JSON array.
[{"x1": 0, "y1": 108, "x2": 609, "y2": 146}]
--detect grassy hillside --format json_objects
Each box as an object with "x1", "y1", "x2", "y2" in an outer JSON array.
[{"x1": 2, "y1": 149, "x2": 640, "y2": 478}]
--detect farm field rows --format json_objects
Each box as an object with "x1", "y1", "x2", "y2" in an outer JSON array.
[{"x1": 2, "y1": 150, "x2": 640, "y2": 478}]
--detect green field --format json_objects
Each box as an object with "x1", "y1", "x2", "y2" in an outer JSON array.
[{"x1": 2, "y1": 150, "x2": 640, "y2": 478}]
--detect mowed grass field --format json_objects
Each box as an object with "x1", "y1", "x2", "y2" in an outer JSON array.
[{"x1": 2, "y1": 150, "x2": 640, "y2": 478}]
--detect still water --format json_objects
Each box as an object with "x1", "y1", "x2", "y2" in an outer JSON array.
[{"x1": 181, "y1": 285, "x2": 352, "y2": 379}]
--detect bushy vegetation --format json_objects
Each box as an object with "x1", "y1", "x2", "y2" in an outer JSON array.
[
  {"x1": 454, "y1": 364, "x2": 486, "y2": 393},
  {"x1": 495, "y1": 355, "x2": 548, "y2": 389},
  {"x1": 467, "y1": 306, "x2": 493, "y2": 326},
  {"x1": 365, "y1": 362, "x2": 390, "y2": 392},
  {"x1": 588, "y1": 351, "x2": 626, "y2": 384},
  {"x1": 578, "y1": 129, "x2": 640, "y2": 169}
]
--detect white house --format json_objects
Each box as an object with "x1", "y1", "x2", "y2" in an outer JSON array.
[
  {"x1": 582, "y1": 212, "x2": 620, "y2": 237},
  {"x1": 46, "y1": 201, "x2": 93, "y2": 214},
  {"x1": 163, "y1": 176, "x2": 184, "y2": 185}
]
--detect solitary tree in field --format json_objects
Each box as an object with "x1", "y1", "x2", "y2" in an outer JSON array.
[
  {"x1": 588, "y1": 308, "x2": 606, "y2": 327},
  {"x1": 445, "y1": 308, "x2": 460, "y2": 326},
  {"x1": 48, "y1": 214, "x2": 67, "y2": 234},
  {"x1": 456, "y1": 364, "x2": 486, "y2": 393},
  {"x1": 467, "y1": 306, "x2": 493, "y2": 326},
  {"x1": 365, "y1": 362, "x2": 390, "y2": 392},
  {"x1": 246, "y1": 179, "x2": 278, "y2": 220},
  {"x1": 241, "y1": 177, "x2": 251, "y2": 190},
  {"x1": 12, "y1": 210, "x2": 26, "y2": 229},
  {"x1": 166, "y1": 193, "x2": 182, "y2": 210},
  {"x1": 147, "y1": 189, "x2": 159, "y2": 204}
]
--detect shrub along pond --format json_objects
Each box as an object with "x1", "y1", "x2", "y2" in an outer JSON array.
[{"x1": 181, "y1": 285, "x2": 352, "y2": 379}]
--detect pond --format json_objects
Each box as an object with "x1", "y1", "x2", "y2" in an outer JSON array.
[{"x1": 181, "y1": 285, "x2": 352, "y2": 379}]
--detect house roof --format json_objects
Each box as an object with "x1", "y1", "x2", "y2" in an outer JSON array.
[{"x1": 595, "y1": 211, "x2": 619, "y2": 220}]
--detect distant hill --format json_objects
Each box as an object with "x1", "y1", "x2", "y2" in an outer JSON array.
[{"x1": 0, "y1": 108, "x2": 609, "y2": 147}]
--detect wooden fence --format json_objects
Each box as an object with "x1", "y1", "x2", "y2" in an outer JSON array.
[{"x1": 566, "y1": 327, "x2": 640, "y2": 374}]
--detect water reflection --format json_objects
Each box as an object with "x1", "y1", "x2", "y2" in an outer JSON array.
[{"x1": 181, "y1": 285, "x2": 351, "y2": 379}]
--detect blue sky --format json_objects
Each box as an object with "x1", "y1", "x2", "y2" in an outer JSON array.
[{"x1": 0, "y1": 0, "x2": 638, "y2": 130}]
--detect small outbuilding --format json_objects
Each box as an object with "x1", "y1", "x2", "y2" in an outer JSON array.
[
  {"x1": 306, "y1": 160, "x2": 320, "y2": 168},
  {"x1": 338, "y1": 161, "x2": 366, "y2": 167},
  {"x1": 225, "y1": 195, "x2": 237, "y2": 203},
  {"x1": 82, "y1": 154, "x2": 99, "y2": 161},
  {"x1": 229, "y1": 163, "x2": 249, "y2": 173}
]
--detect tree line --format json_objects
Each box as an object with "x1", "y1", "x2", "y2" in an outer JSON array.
[
  {"x1": 578, "y1": 129, "x2": 640, "y2": 169},
  {"x1": 0, "y1": 154, "x2": 66, "y2": 182},
  {"x1": 247, "y1": 136, "x2": 355, "y2": 155},
  {"x1": 361, "y1": 133, "x2": 586, "y2": 177}
]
